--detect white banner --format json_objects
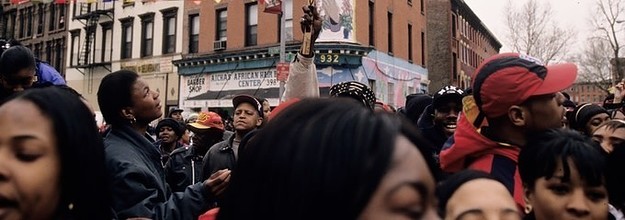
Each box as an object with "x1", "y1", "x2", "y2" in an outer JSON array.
[{"x1": 209, "y1": 69, "x2": 279, "y2": 90}]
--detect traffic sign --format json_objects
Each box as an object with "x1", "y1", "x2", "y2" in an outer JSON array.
[{"x1": 276, "y1": 62, "x2": 289, "y2": 82}]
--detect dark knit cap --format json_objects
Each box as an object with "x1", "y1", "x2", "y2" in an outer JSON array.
[
  {"x1": 156, "y1": 118, "x2": 184, "y2": 139},
  {"x1": 571, "y1": 103, "x2": 608, "y2": 131},
  {"x1": 405, "y1": 94, "x2": 433, "y2": 124}
]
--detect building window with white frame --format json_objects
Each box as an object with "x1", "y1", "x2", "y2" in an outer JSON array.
[
  {"x1": 120, "y1": 19, "x2": 133, "y2": 59},
  {"x1": 101, "y1": 23, "x2": 112, "y2": 62},
  {"x1": 161, "y1": 8, "x2": 178, "y2": 54},
  {"x1": 215, "y1": 10, "x2": 227, "y2": 41},
  {"x1": 189, "y1": 14, "x2": 200, "y2": 53},
  {"x1": 284, "y1": 0, "x2": 293, "y2": 41},
  {"x1": 140, "y1": 14, "x2": 154, "y2": 57},
  {"x1": 245, "y1": 3, "x2": 258, "y2": 47}
]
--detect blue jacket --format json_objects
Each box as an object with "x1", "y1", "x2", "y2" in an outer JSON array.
[{"x1": 34, "y1": 61, "x2": 65, "y2": 87}]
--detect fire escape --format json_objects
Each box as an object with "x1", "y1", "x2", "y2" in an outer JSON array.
[{"x1": 73, "y1": 2, "x2": 114, "y2": 92}]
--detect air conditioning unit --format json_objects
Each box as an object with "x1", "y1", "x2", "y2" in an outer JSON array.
[{"x1": 214, "y1": 40, "x2": 227, "y2": 51}]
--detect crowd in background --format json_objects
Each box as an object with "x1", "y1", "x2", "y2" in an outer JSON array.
[{"x1": 1, "y1": 4, "x2": 624, "y2": 220}]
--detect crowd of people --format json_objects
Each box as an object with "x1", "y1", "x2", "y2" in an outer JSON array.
[{"x1": 0, "y1": 4, "x2": 624, "y2": 220}]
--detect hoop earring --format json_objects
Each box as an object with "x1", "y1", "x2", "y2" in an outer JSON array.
[{"x1": 524, "y1": 204, "x2": 533, "y2": 214}]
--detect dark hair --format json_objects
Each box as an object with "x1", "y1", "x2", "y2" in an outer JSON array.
[
  {"x1": 606, "y1": 143, "x2": 625, "y2": 211},
  {"x1": 519, "y1": 129, "x2": 606, "y2": 190},
  {"x1": 6, "y1": 87, "x2": 111, "y2": 219},
  {"x1": 97, "y1": 70, "x2": 139, "y2": 126},
  {"x1": 0, "y1": 45, "x2": 36, "y2": 76},
  {"x1": 436, "y1": 170, "x2": 498, "y2": 217},
  {"x1": 595, "y1": 120, "x2": 625, "y2": 135},
  {"x1": 217, "y1": 98, "x2": 437, "y2": 220}
]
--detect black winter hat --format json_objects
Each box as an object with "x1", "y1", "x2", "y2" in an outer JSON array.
[
  {"x1": 156, "y1": 118, "x2": 184, "y2": 139},
  {"x1": 571, "y1": 103, "x2": 608, "y2": 132}
]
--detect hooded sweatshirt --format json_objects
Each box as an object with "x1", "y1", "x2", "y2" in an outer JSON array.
[{"x1": 439, "y1": 96, "x2": 524, "y2": 210}]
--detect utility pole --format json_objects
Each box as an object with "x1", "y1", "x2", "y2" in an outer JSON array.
[{"x1": 278, "y1": 0, "x2": 286, "y2": 103}]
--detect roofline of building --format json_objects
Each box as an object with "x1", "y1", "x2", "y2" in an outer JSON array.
[
  {"x1": 453, "y1": 0, "x2": 503, "y2": 50},
  {"x1": 173, "y1": 42, "x2": 373, "y2": 67}
]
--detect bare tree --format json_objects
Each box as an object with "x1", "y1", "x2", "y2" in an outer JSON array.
[
  {"x1": 575, "y1": 38, "x2": 613, "y2": 93},
  {"x1": 504, "y1": 0, "x2": 576, "y2": 64},
  {"x1": 591, "y1": 0, "x2": 625, "y2": 82}
]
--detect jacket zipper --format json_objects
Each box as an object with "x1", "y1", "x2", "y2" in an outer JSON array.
[{"x1": 191, "y1": 160, "x2": 195, "y2": 184}]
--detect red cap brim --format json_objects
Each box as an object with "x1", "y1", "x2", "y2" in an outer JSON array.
[{"x1": 533, "y1": 63, "x2": 578, "y2": 96}]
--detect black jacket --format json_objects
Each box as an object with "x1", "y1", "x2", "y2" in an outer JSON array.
[
  {"x1": 165, "y1": 131, "x2": 234, "y2": 192},
  {"x1": 104, "y1": 125, "x2": 211, "y2": 219},
  {"x1": 202, "y1": 135, "x2": 237, "y2": 180},
  {"x1": 165, "y1": 146, "x2": 204, "y2": 192}
]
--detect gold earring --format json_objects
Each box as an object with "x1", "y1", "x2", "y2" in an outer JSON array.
[
  {"x1": 524, "y1": 204, "x2": 533, "y2": 214},
  {"x1": 129, "y1": 116, "x2": 137, "y2": 124}
]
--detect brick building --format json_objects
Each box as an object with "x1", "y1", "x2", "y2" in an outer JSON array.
[
  {"x1": 426, "y1": 0, "x2": 500, "y2": 91},
  {"x1": 1, "y1": 1, "x2": 69, "y2": 77},
  {"x1": 564, "y1": 82, "x2": 610, "y2": 105},
  {"x1": 174, "y1": 0, "x2": 429, "y2": 109}
]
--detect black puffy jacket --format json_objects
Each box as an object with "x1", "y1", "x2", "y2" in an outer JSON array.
[{"x1": 104, "y1": 125, "x2": 212, "y2": 219}]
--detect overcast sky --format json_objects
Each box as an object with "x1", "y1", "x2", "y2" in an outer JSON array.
[{"x1": 463, "y1": 0, "x2": 595, "y2": 54}]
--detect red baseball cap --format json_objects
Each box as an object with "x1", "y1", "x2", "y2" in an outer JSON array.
[
  {"x1": 187, "y1": 111, "x2": 225, "y2": 132},
  {"x1": 473, "y1": 53, "x2": 577, "y2": 118}
]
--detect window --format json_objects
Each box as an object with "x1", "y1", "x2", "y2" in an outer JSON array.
[
  {"x1": 408, "y1": 24, "x2": 413, "y2": 62},
  {"x1": 421, "y1": 31, "x2": 425, "y2": 66},
  {"x1": 368, "y1": 79, "x2": 376, "y2": 94},
  {"x1": 245, "y1": 3, "x2": 258, "y2": 46},
  {"x1": 387, "y1": 12, "x2": 392, "y2": 54},
  {"x1": 70, "y1": 30, "x2": 80, "y2": 66},
  {"x1": 161, "y1": 8, "x2": 177, "y2": 54},
  {"x1": 58, "y1": 5, "x2": 66, "y2": 30},
  {"x1": 451, "y1": 14, "x2": 456, "y2": 37},
  {"x1": 7, "y1": 13, "x2": 16, "y2": 39},
  {"x1": 387, "y1": 82, "x2": 395, "y2": 106},
  {"x1": 189, "y1": 14, "x2": 200, "y2": 53},
  {"x1": 19, "y1": 9, "x2": 24, "y2": 38},
  {"x1": 420, "y1": 0, "x2": 424, "y2": 13},
  {"x1": 140, "y1": 14, "x2": 154, "y2": 57},
  {"x1": 49, "y1": 4, "x2": 56, "y2": 31},
  {"x1": 368, "y1": 1, "x2": 374, "y2": 46},
  {"x1": 46, "y1": 41, "x2": 53, "y2": 62},
  {"x1": 277, "y1": 0, "x2": 293, "y2": 42},
  {"x1": 101, "y1": 23, "x2": 112, "y2": 62},
  {"x1": 452, "y1": 52, "x2": 457, "y2": 82},
  {"x1": 72, "y1": 2, "x2": 77, "y2": 17},
  {"x1": 26, "y1": 7, "x2": 32, "y2": 37},
  {"x1": 34, "y1": 43, "x2": 42, "y2": 59},
  {"x1": 37, "y1": 5, "x2": 44, "y2": 34},
  {"x1": 55, "y1": 39, "x2": 63, "y2": 74},
  {"x1": 215, "y1": 10, "x2": 227, "y2": 41},
  {"x1": 120, "y1": 19, "x2": 133, "y2": 59},
  {"x1": 284, "y1": 0, "x2": 293, "y2": 41},
  {"x1": 408, "y1": 0, "x2": 412, "y2": 5}
]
